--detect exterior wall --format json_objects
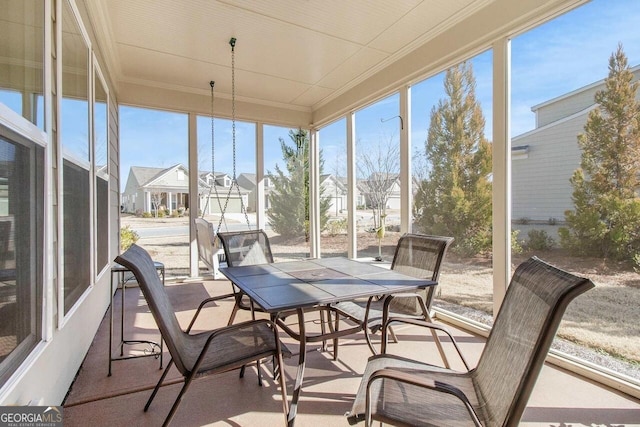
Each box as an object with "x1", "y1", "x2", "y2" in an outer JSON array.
[
  {"x1": 321, "y1": 178, "x2": 347, "y2": 215},
  {"x1": 512, "y1": 112, "x2": 587, "y2": 231},
  {"x1": 512, "y1": 66, "x2": 639, "y2": 243},
  {"x1": 0, "y1": 0, "x2": 119, "y2": 406},
  {"x1": 535, "y1": 85, "x2": 601, "y2": 127},
  {"x1": 535, "y1": 67, "x2": 640, "y2": 128},
  {"x1": 246, "y1": 189, "x2": 258, "y2": 212},
  {"x1": 149, "y1": 167, "x2": 188, "y2": 189}
]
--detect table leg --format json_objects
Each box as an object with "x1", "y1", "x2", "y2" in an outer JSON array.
[
  {"x1": 287, "y1": 308, "x2": 306, "y2": 427},
  {"x1": 108, "y1": 269, "x2": 115, "y2": 376},
  {"x1": 120, "y1": 271, "x2": 125, "y2": 357}
]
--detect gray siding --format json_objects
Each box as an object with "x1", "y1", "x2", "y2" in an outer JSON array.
[
  {"x1": 512, "y1": 114, "x2": 586, "y2": 223},
  {"x1": 535, "y1": 67, "x2": 640, "y2": 127},
  {"x1": 536, "y1": 86, "x2": 600, "y2": 127}
]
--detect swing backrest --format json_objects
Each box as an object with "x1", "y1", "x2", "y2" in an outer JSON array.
[
  {"x1": 194, "y1": 218, "x2": 220, "y2": 272},
  {"x1": 218, "y1": 230, "x2": 273, "y2": 267}
]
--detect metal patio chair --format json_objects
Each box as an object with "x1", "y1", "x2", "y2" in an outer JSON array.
[
  {"x1": 217, "y1": 229, "x2": 274, "y2": 325},
  {"x1": 331, "y1": 234, "x2": 455, "y2": 362},
  {"x1": 346, "y1": 256, "x2": 595, "y2": 427},
  {"x1": 115, "y1": 244, "x2": 288, "y2": 427}
]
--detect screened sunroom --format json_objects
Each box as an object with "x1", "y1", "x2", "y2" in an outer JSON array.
[{"x1": 1, "y1": 0, "x2": 638, "y2": 424}]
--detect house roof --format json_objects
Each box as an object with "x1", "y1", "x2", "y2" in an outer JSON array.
[
  {"x1": 531, "y1": 64, "x2": 640, "y2": 112},
  {"x1": 130, "y1": 165, "x2": 179, "y2": 187},
  {"x1": 238, "y1": 173, "x2": 256, "y2": 186}
]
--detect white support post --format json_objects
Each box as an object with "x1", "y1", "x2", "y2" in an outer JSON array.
[
  {"x1": 400, "y1": 85, "x2": 412, "y2": 234},
  {"x1": 347, "y1": 112, "x2": 357, "y2": 259},
  {"x1": 256, "y1": 123, "x2": 265, "y2": 231},
  {"x1": 309, "y1": 129, "x2": 320, "y2": 258},
  {"x1": 492, "y1": 38, "x2": 511, "y2": 316},
  {"x1": 188, "y1": 113, "x2": 199, "y2": 277}
]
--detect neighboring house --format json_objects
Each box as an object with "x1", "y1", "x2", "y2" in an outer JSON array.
[
  {"x1": 511, "y1": 65, "x2": 640, "y2": 238},
  {"x1": 320, "y1": 174, "x2": 347, "y2": 216},
  {"x1": 121, "y1": 164, "x2": 191, "y2": 214},
  {"x1": 199, "y1": 171, "x2": 250, "y2": 215},
  {"x1": 121, "y1": 164, "x2": 249, "y2": 215},
  {"x1": 357, "y1": 173, "x2": 401, "y2": 210},
  {"x1": 237, "y1": 173, "x2": 273, "y2": 212}
]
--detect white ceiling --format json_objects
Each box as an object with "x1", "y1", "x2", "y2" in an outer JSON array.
[
  {"x1": 88, "y1": 0, "x2": 491, "y2": 110},
  {"x1": 84, "y1": 0, "x2": 582, "y2": 125}
]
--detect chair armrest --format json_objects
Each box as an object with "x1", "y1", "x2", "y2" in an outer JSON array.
[
  {"x1": 365, "y1": 368, "x2": 481, "y2": 427},
  {"x1": 186, "y1": 294, "x2": 235, "y2": 333},
  {"x1": 382, "y1": 317, "x2": 470, "y2": 371}
]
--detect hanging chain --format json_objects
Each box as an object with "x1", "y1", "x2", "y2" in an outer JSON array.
[
  {"x1": 210, "y1": 81, "x2": 215, "y2": 186},
  {"x1": 204, "y1": 81, "x2": 227, "y2": 235},
  {"x1": 230, "y1": 38, "x2": 237, "y2": 180},
  {"x1": 200, "y1": 82, "x2": 215, "y2": 218},
  {"x1": 215, "y1": 38, "x2": 251, "y2": 231},
  {"x1": 229, "y1": 38, "x2": 251, "y2": 230}
]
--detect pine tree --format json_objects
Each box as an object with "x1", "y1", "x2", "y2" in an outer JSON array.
[
  {"x1": 267, "y1": 129, "x2": 331, "y2": 240},
  {"x1": 414, "y1": 62, "x2": 492, "y2": 256},
  {"x1": 560, "y1": 45, "x2": 640, "y2": 262}
]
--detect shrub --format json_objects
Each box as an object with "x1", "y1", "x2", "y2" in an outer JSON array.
[
  {"x1": 120, "y1": 225, "x2": 139, "y2": 251},
  {"x1": 157, "y1": 210, "x2": 166, "y2": 218},
  {"x1": 511, "y1": 229, "x2": 523, "y2": 254},
  {"x1": 142, "y1": 211, "x2": 153, "y2": 218},
  {"x1": 170, "y1": 210, "x2": 180, "y2": 218},
  {"x1": 326, "y1": 218, "x2": 347, "y2": 236},
  {"x1": 526, "y1": 229, "x2": 555, "y2": 251}
]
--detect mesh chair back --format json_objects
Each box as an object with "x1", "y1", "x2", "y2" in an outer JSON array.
[
  {"x1": 389, "y1": 234, "x2": 454, "y2": 312},
  {"x1": 473, "y1": 256, "x2": 594, "y2": 426},
  {"x1": 115, "y1": 244, "x2": 191, "y2": 375},
  {"x1": 194, "y1": 218, "x2": 217, "y2": 271},
  {"x1": 217, "y1": 230, "x2": 274, "y2": 267}
]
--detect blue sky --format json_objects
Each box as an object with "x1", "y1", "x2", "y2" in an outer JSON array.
[{"x1": 118, "y1": 0, "x2": 640, "y2": 191}]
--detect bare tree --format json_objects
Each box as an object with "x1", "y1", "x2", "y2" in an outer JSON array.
[
  {"x1": 150, "y1": 190, "x2": 163, "y2": 218},
  {"x1": 357, "y1": 135, "x2": 400, "y2": 230}
]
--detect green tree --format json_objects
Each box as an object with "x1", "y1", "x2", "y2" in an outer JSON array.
[
  {"x1": 414, "y1": 62, "x2": 492, "y2": 256},
  {"x1": 559, "y1": 45, "x2": 640, "y2": 262},
  {"x1": 267, "y1": 129, "x2": 331, "y2": 240}
]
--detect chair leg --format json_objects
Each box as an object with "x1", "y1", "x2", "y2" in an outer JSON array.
[
  {"x1": 388, "y1": 326, "x2": 399, "y2": 343},
  {"x1": 239, "y1": 362, "x2": 263, "y2": 386},
  {"x1": 420, "y1": 302, "x2": 451, "y2": 369},
  {"x1": 364, "y1": 326, "x2": 378, "y2": 355},
  {"x1": 319, "y1": 309, "x2": 328, "y2": 352},
  {"x1": 145, "y1": 359, "x2": 174, "y2": 412},
  {"x1": 162, "y1": 371, "x2": 198, "y2": 427},
  {"x1": 275, "y1": 349, "x2": 289, "y2": 425},
  {"x1": 272, "y1": 355, "x2": 280, "y2": 380},
  {"x1": 227, "y1": 301, "x2": 240, "y2": 326},
  {"x1": 332, "y1": 311, "x2": 340, "y2": 360},
  {"x1": 430, "y1": 328, "x2": 451, "y2": 369}
]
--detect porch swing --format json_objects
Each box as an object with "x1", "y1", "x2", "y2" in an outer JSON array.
[{"x1": 195, "y1": 38, "x2": 253, "y2": 279}]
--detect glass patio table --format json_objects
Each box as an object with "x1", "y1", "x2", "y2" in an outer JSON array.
[{"x1": 219, "y1": 257, "x2": 436, "y2": 426}]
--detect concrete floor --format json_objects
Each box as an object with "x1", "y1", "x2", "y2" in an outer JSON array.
[{"x1": 63, "y1": 279, "x2": 640, "y2": 426}]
